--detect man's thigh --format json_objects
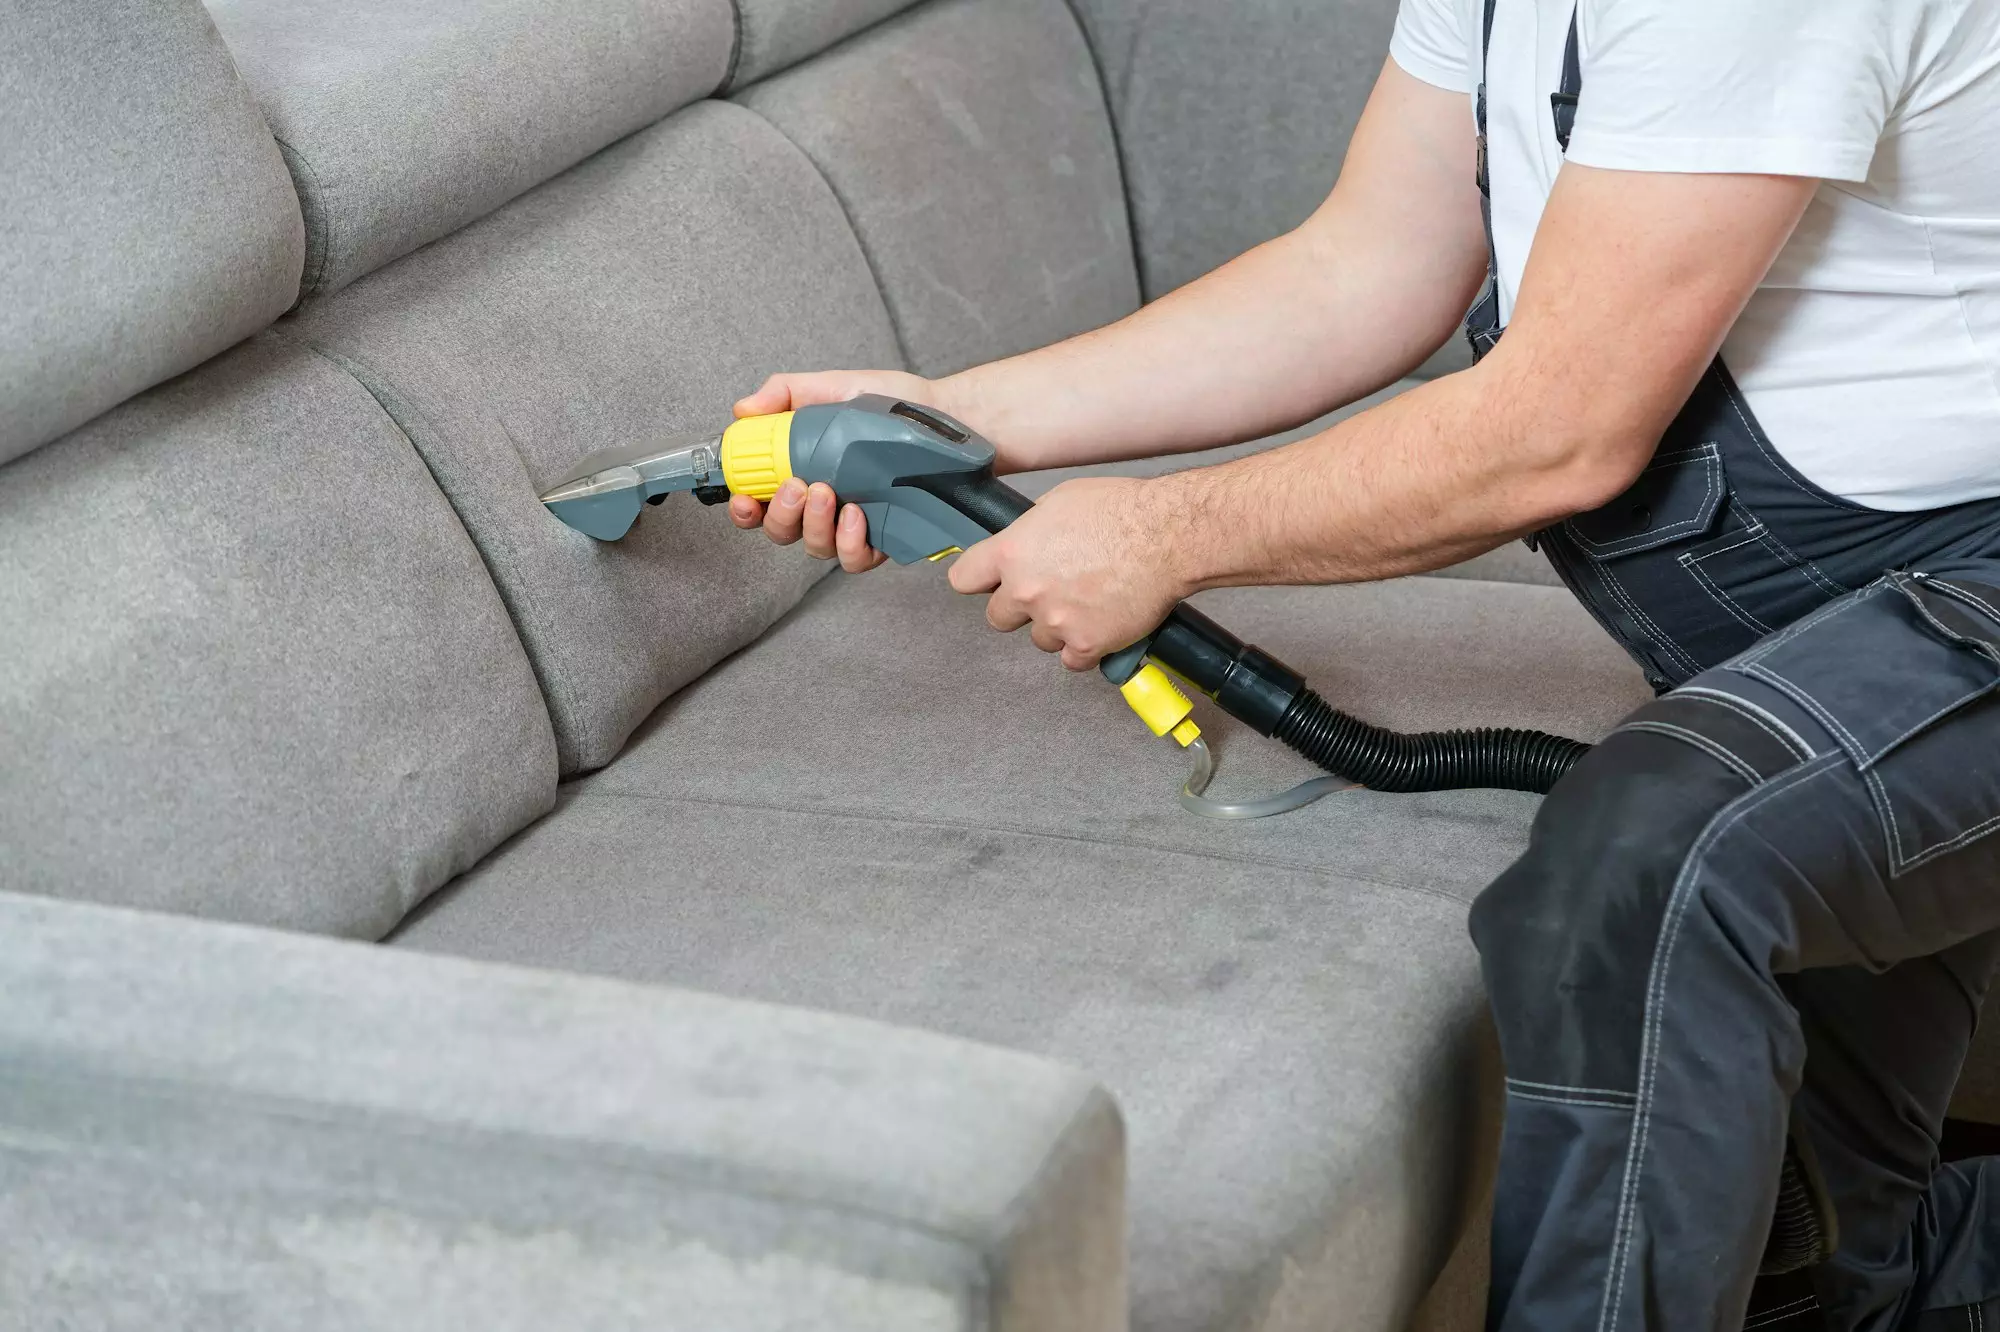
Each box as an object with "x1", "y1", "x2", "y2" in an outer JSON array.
[{"x1": 1477, "y1": 569, "x2": 2000, "y2": 1070}]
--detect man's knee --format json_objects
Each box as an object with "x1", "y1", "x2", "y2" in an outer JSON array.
[{"x1": 1471, "y1": 707, "x2": 1763, "y2": 1087}]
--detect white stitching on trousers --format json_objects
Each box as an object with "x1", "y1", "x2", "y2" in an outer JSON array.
[
  {"x1": 1616, "y1": 721, "x2": 1763, "y2": 785},
  {"x1": 1671, "y1": 687, "x2": 1815, "y2": 761},
  {"x1": 1509, "y1": 1086, "x2": 1644, "y2": 1112},
  {"x1": 1595, "y1": 557, "x2": 1706, "y2": 677},
  {"x1": 1595, "y1": 755, "x2": 1844, "y2": 1332},
  {"x1": 1506, "y1": 1076, "x2": 1638, "y2": 1100},
  {"x1": 1742, "y1": 1295, "x2": 1820, "y2": 1329}
]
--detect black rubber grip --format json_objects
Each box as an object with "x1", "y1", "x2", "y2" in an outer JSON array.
[
  {"x1": 1135, "y1": 604, "x2": 1304, "y2": 736},
  {"x1": 899, "y1": 469, "x2": 1035, "y2": 535}
]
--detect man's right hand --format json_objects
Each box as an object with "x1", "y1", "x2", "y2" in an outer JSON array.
[{"x1": 727, "y1": 369, "x2": 944, "y2": 574}]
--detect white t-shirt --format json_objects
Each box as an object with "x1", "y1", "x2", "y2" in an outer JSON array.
[{"x1": 1390, "y1": 0, "x2": 2000, "y2": 511}]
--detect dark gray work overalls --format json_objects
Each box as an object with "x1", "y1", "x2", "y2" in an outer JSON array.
[{"x1": 1462, "y1": 6, "x2": 2000, "y2": 1329}]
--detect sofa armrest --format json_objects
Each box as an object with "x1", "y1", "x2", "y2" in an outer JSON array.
[{"x1": 0, "y1": 891, "x2": 1125, "y2": 1331}]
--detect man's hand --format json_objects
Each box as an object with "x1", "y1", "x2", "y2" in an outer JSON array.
[
  {"x1": 727, "y1": 369, "x2": 939, "y2": 573},
  {"x1": 946, "y1": 476, "x2": 1187, "y2": 671}
]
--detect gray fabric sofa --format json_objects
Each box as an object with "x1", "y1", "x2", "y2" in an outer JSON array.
[{"x1": 4, "y1": 2, "x2": 1992, "y2": 1329}]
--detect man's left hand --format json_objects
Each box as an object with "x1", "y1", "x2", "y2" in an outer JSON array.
[{"x1": 946, "y1": 476, "x2": 1190, "y2": 672}]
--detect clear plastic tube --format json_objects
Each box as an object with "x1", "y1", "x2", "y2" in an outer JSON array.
[{"x1": 1178, "y1": 735, "x2": 1359, "y2": 820}]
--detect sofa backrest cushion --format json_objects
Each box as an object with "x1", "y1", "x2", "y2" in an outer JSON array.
[
  {"x1": 1, "y1": 0, "x2": 304, "y2": 467},
  {"x1": 736, "y1": 0, "x2": 1139, "y2": 378},
  {"x1": 727, "y1": 0, "x2": 922, "y2": 89},
  {"x1": 204, "y1": 0, "x2": 737, "y2": 300},
  {"x1": 1069, "y1": 0, "x2": 1402, "y2": 300},
  {"x1": 288, "y1": 102, "x2": 904, "y2": 776},
  {"x1": 0, "y1": 336, "x2": 557, "y2": 940}
]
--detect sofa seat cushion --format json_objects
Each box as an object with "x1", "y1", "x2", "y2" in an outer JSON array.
[
  {"x1": 205, "y1": 0, "x2": 735, "y2": 299},
  {"x1": 2, "y1": 890, "x2": 1123, "y2": 1332},
  {"x1": 393, "y1": 566, "x2": 1648, "y2": 1330}
]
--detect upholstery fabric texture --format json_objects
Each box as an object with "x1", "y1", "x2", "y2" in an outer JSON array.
[
  {"x1": 1, "y1": 0, "x2": 303, "y2": 465},
  {"x1": 736, "y1": 0, "x2": 1139, "y2": 377},
  {"x1": 1067, "y1": 0, "x2": 1401, "y2": 299},
  {"x1": 289, "y1": 101, "x2": 903, "y2": 775},
  {"x1": 205, "y1": 0, "x2": 736, "y2": 299},
  {"x1": 395, "y1": 569, "x2": 1652, "y2": 1331},
  {"x1": 0, "y1": 336, "x2": 555, "y2": 940},
  {"x1": 727, "y1": 0, "x2": 924, "y2": 88},
  {"x1": 0, "y1": 891, "x2": 1125, "y2": 1332}
]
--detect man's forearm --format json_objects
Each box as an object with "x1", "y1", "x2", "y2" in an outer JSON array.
[
  {"x1": 935, "y1": 62, "x2": 1488, "y2": 474},
  {"x1": 943, "y1": 224, "x2": 1459, "y2": 472},
  {"x1": 1151, "y1": 360, "x2": 1645, "y2": 590},
  {"x1": 1148, "y1": 167, "x2": 1817, "y2": 593}
]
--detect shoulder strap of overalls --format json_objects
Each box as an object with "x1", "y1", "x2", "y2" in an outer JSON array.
[
  {"x1": 1477, "y1": 0, "x2": 1581, "y2": 175},
  {"x1": 1551, "y1": 10, "x2": 1580, "y2": 150},
  {"x1": 1467, "y1": 1, "x2": 1582, "y2": 358}
]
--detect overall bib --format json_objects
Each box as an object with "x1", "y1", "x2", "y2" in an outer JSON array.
[{"x1": 1463, "y1": 5, "x2": 2000, "y2": 1329}]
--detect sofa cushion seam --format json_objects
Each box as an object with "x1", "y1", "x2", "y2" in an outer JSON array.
[
  {"x1": 276, "y1": 333, "x2": 582, "y2": 766},
  {"x1": 1047, "y1": 0, "x2": 1144, "y2": 299},
  {"x1": 718, "y1": 0, "x2": 745, "y2": 94},
  {"x1": 726, "y1": 97, "x2": 916, "y2": 373},
  {"x1": 272, "y1": 136, "x2": 331, "y2": 302}
]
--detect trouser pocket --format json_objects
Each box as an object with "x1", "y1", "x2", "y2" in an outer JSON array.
[
  {"x1": 1545, "y1": 444, "x2": 1847, "y2": 685},
  {"x1": 1727, "y1": 572, "x2": 2000, "y2": 875}
]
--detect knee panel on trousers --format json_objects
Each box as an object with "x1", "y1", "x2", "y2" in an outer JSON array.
[{"x1": 1472, "y1": 712, "x2": 1763, "y2": 1094}]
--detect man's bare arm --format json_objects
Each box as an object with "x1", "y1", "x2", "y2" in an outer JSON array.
[
  {"x1": 943, "y1": 60, "x2": 1488, "y2": 470},
  {"x1": 1153, "y1": 165, "x2": 1818, "y2": 590},
  {"x1": 943, "y1": 164, "x2": 1816, "y2": 669},
  {"x1": 736, "y1": 60, "x2": 1489, "y2": 479}
]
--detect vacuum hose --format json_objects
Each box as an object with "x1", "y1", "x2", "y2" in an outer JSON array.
[
  {"x1": 1096, "y1": 587, "x2": 1590, "y2": 797},
  {"x1": 1271, "y1": 689, "x2": 1589, "y2": 794},
  {"x1": 950, "y1": 472, "x2": 1592, "y2": 797}
]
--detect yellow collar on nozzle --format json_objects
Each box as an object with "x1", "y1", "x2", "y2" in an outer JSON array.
[{"x1": 719, "y1": 412, "x2": 795, "y2": 501}]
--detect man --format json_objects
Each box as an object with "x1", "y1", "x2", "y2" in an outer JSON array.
[{"x1": 728, "y1": 0, "x2": 2000, "y2": 1326}]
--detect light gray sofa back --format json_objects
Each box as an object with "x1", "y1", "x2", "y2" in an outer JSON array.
[
  {"x1": 0, "y1": 0, "x2": 303, "y2": 465},
  {"x1": 285, "y1": 103, "x2": 896, "y2": 774},
  {"x1": 0, "y1": 337, "x2": 558, "y2": 938},
  {"x1": 0, "y1": 2, "x2": 559, "y2": 938},
  {"x1": 726, "y1": 0, "x2": 1406, "y2": 303},
  {"x1": 204, "y1": 0, "x2": 739, "y2": 301},
  {"x1": 733, "y1": 0, "x2": 1138, "y2": 378},
  {"x1": 275, "y1": 0, "x2": 1141, "y2": 773},
  {"x1": 1, "y1": 0, "x2": 1407, "y2": 939},
  {"x1": 1070, "y1": 0, "x2": 1403, "y2": 299}
]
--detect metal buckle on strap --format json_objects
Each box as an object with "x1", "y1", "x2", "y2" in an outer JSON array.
[{"x1": 1475, "y1": 84, "x2": 1490, "y2": 196}]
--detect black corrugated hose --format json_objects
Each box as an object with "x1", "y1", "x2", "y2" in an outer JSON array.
[{"x1": 1272, "y1": 689, "x2": 1591, "y2": 794}]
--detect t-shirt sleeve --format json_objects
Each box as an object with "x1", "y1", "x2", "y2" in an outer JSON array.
[
  {"x1": 1390, "y1": 0, "x2": 1475, "y2": 94},
  {"x1": 1566, "y1": 0, "x2": 1913, "y2": 181}
]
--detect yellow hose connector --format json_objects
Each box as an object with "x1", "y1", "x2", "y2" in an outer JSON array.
[
  {"x1": 719, "y1": 411, "x2": 795, "y2": 501},
  {"x1": 1120, "y1": 662, "x2": 1202, "y2": 748}
]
